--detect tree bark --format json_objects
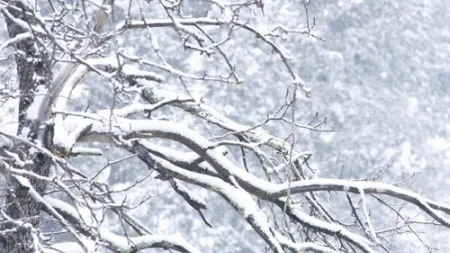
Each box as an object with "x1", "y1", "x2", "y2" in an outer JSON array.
[{"x1": 0, "y1": 1, "x2": 53, "y2": 252}]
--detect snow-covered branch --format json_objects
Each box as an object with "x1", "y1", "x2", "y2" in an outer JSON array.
[
  {"x1": 1, "y1": 0, "x2": 447, "y2": 252},
  {"x1": 46, "y1": 197, "x2": 201, "y2": 253}
]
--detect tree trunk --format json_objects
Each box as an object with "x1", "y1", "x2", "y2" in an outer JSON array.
[{"x1": 0, "y1": 1, "x2": 53, "y2": 252}]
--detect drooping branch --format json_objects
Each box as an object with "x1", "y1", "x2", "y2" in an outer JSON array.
[
  {"x1": 132, "y1": 142, "x2": 285, "y2": 253},
  {"x1": 71, "y1": 116, "x2": 450, "y2": 220},
  {"x1": 57, "y1": 114, "x2": 450, "y2": 251}
]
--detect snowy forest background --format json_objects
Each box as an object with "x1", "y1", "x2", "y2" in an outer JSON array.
[{"x1": 1, "y1": 0, "x2": 450, "y2": 252}]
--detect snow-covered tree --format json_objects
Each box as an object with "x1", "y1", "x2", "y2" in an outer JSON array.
[{"x1": 0, "y1": 0, "x2": 449, "y2": 252}]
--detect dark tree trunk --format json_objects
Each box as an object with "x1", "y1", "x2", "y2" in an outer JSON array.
[{"x1": 0, "y1": 1, "x2": 53, "y2": 252}]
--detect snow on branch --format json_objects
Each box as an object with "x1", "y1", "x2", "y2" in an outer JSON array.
[
  {"x1": 45, "y1": 196, "x2": 202, "y2": 253},
  {"x1": 0, "y1": 32, "x2": 32, "y2": 53},
  {"x1": 269, "y1": 178, "x2": 450, "y2": 228},
  {"x1": 131, "y1": 141, "x2": 375, "y2": 252},
  {"x1": 273, "y1": 198, "x2": 374, "y2": 253},
  {"x1": 11, "y1": 175, "x2": 91, "y2": 253},
  {"x1": 273, "y1": 229, "x2": 339, "y2": 253},
  {"x1": 133, "y1": 143, "x2": 284, "y2": 253},
  {"x1": 100, "y1": 230, "x2": 202, "y2": 253},
  {"x1": 60, "y1": 114, "x2": 450, "y2": 251},
  {"x1": 86, "y1": 58, "x2": 165, "y2": 83},
  {"x1": 72, "y1": 116, "x2": 450, "y2": 226},
  {"x1": 140, "y1": 140, "x2": 228, "y2": 168},
  {"x1": 140, "y1": 82, "x2": 311, "y2": 167}
]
